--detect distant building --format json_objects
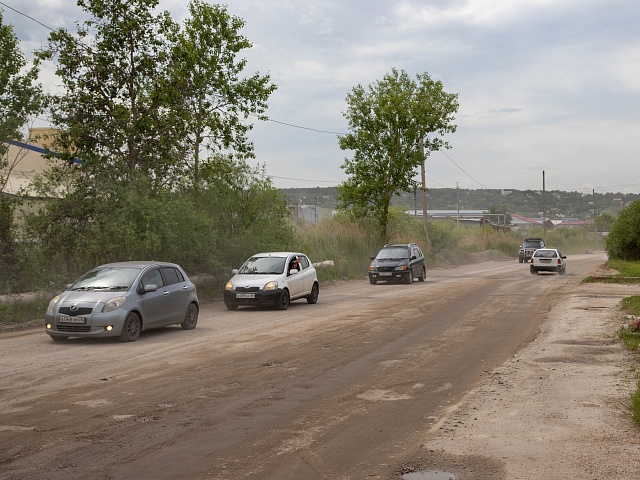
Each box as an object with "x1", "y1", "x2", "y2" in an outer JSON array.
[
  {"x1": 511, "y1": 214, "x2": 554, "y2": 232},
  {"x1": 556, "y1": 219, "x2": 594, "y2": 229},
  {"x1": 2, "y1": 128, "x2": 59, "y2": 196}
]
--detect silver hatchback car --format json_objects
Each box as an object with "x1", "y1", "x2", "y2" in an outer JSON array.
[{"x1": 45, "y1": 261, "x2": 199, "y2": 342}]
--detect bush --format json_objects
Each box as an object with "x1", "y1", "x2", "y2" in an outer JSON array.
[{"x1": 606, "y1": 199, "x2": 640, "y2": 260}]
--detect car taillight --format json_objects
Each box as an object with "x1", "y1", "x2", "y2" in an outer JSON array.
[{"x1": 558, "y1": 259, "x2": 562, "y2": 265}]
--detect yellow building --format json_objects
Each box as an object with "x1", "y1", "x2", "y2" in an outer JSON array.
[{"x1": 2, "y1": 127, "x2": 59, "y2": 196}]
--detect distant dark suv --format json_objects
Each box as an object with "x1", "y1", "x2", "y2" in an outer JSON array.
[
  {"x1": 518, "y1": 237, "x2": 545, "y2": 263},
  {"x1": 368, "y1": 243, "x2": 426, "y2": 284}
]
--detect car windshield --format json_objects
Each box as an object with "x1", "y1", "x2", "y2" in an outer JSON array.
[
  {"x1": 524, "y1": 242, "x2": 541, "y2": 248},
  {"x1": 239, "y1": 256, "x2": 286, "y2": 275},
  {"x1": 376, "y1": 247, "x2": 409, "y2": 260},
  {"x1": 71, "y1": 266, "x2": 142, "y2": 291},
  {"x1": 534, "y1": 250, "x2": 557, "y2": 258}
]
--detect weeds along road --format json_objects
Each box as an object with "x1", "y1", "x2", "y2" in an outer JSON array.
[{"x1": 0, "y1": 253, "x2": 606, "y2": 480}]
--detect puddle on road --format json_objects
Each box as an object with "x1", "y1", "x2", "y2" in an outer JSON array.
[{"x1": 403, "y1": 471, "x2": 458, "y2": 480}]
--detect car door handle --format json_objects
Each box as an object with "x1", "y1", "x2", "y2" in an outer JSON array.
[
  {"x1": 163, "y1": 291, "x2": 170, "y2": 296},
  {"x1": 182, "y1": 286, "x2": 188, "y2": 291}
]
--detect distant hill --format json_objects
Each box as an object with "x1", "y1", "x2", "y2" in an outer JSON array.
[{"x1": 280, "y1": 187, "x2": 639, "y2": 219}]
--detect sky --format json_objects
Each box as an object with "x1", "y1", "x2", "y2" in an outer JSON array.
[{"x1": 2, "y1": 0, "x2": 640, "y2": 194}]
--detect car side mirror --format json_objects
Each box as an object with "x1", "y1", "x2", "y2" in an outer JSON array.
[
  {"x1": 411, "y1": 255, "x2": 417, "y2": 260},
  {"x1": 370, "y1": 256, "x2": 375, "y2": 260},
  {"x1": 289, "y1": 269, "x2": 299, "y2": 275},
  {"x1": 231, "y1": 268, "x2": 239, "y2": 274},
  {"x1": 144, "y1": 284, "x2": 158, "y2": 293},
  {"x1": 562, "y1": 256, "x2": 567, "y2": 259}
]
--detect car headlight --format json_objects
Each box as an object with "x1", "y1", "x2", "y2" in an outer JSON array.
[
  {"x1": 224, "y1": 281, "x2": 233, "y2": 291},
  {"x1": 46, "y1": 295, "x2": 60, "y2": 314},
  {"x1": 263, "y1": 281, "x2": 278, "y2": 291},
  {"x1": 103, "y1": 296, "x2": 126, "y2": 313},
  {"x1": 368, "y1": 266, "x2": 377, "y2": 272},
  {"x1": 394, "y1": 265, "x2": 408, "y2": 271}
]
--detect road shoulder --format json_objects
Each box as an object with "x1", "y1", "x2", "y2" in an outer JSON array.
[{"x1": 411, "y1": 282, "x2": 640, "y2": 478}]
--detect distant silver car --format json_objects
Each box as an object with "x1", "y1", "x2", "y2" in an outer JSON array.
[
  {"x1": 223, "y1": 252, "x2": 319, "y2": 310},
  {"x1": 45, "y1": 261, "x2": 199, "y2": 342},
  {"x1": 530, "y1": 248, "x2": 567, "y2": 275}
]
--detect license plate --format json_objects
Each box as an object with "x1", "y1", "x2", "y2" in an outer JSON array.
[
  {"x1": 236, "y1": 293, "x2": 255, "y2": 299},
  {"x1": 540, "y1": 259, "x2": 551, "y2": 263},
  {"x1": 59, "y1": 315, "x2": 86, "y2": 324},
  {"x1": 379, "y1": 272, "x2": 392, "y2": 276}
]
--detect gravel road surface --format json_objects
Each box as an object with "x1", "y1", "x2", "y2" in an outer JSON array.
[{"x1": 1, "y1": 252, "x2": 638, "y2": 479}]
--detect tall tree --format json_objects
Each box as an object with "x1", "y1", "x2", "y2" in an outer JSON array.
[
  {"x1": 337, "y1": 68, "x2": 458, "y2": 240},
  {"x1": 1, "y1": 10, "x2": 43, "y2": 190},
  {"x1": 1, "y1": 11, "x2": 42, "y2": 290},
  {"x1": 170, "y1": 1, "x2": 276, "y2": 190},
  {"x1": 37, "y1": 0, "x2": 185, "y2": 189}
]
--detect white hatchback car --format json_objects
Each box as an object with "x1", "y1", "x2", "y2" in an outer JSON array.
[
  {"x1": 530, "y1": 248, "x2": 567, "y2": 275},
  {"x1": 223, "y1": 252, "x2": 319, "y2": 310}
]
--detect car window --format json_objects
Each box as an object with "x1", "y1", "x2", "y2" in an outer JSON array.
[
  {"x1": 141, "y1": 268, "x2": 164, "y2": 288},
  {"x1": 377, "y1": 247, "x2": 409, "y2": 259},
  {"x1": 161, "y1": 266, "x2": 182, "y2": 285},
  {"x1": 240, "y1": 256, "x2": 286, "y2": 275},
  {"x1": 298, "y1": 256, "x2": 310, "y2": 269},
  {"x1": 71, "y1": 266, "x2": 142, "y2": 291}
]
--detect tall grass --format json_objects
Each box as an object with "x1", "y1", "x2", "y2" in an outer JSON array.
[{"x1": 294, "y1": 209, "x2": 522, "y2": 281}]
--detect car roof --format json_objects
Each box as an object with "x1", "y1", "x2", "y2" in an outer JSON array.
[
  {"x1": 96, "y1": 261, "x2": 182, "y2": 269},
  {"x1": 250, "y1": 252, "x2": 306, "y2": 257},
  {"x1": 534, "y1": 248, "x2": 559, "y2": 252}
]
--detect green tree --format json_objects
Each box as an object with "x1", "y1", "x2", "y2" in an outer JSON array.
[
  {"x1": 1, "y1": 11, "x2": 42, "y2": 290},
  {"x1": 606, "y1": 200, "x2": 640, "y2": 260},
  {"x1": 596, "y1": 212, "x2": 616, "y2": 232},
  {"x1": 37, "y1": 0, "x2": 186, "y2": 189},
  {"x1": 170, "y1": 1, "x2": 276, "y2": 189},
  {"x1": 196, "y1": 156, "x2": 293, "y2": 266},
  {"x1": 337, "y1": 68, "x2": 458, "y2": 240}
]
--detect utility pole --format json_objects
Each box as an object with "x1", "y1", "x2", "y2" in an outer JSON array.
[
  {"x1": 420, "y1": 134, "x2": 429, "y2": 241},
  {"x1": 456, "y1": 182, "x2": 460, "y2": 227},
  {"x1": 593, "y1": 189, "x2": 598, "y2": 249},
  {"x1": 542, "y1": 171, "x2": 547, "y2": 244}
]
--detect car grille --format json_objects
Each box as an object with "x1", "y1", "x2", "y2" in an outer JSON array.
[
  {"x1": 57, "y1": 325, "x2": 92, "y2": 333},
  {"x1": 236, "y1": 286, "x2": 260, "y2": 292},
  {"x1": 59, "y1": 306, "x2": 93, "y2": 316},
  {"x1": 376, "y1": 266, "x2": 395, "y2": 272}
]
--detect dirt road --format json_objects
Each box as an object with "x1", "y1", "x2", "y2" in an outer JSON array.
[{"x1": 0, "y1": 253, "x2": 636, "y2": 479}]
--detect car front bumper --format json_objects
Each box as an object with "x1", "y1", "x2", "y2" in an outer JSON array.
[
  {"x1": 368, "y1": 271, "x2": 409, "y2": 281},
  {"x1": 223, "y1": 289, "x2": 283, "y2": 307},
  {"x1": 44, "y1": 310, "x2": 127, "y2": 338}
]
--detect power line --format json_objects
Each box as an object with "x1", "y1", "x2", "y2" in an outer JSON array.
[
  {"x1": 4, "y1": 1, "x2": 484, "y2": 190},
  {"x1": 438, "y1": 150, "x2": 487, "y2": 189},
  {"x1": 0, "y1": 1, "x2": 55, "y2": 31}
]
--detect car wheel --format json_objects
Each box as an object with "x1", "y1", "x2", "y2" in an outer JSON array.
[
  {"x1": 276, "y1": 289, "x2": 290, "y2": 310},
  {"x1": 225, "y1": 301, "x2": 238, "y2": 311},
  {"x1": 50, "y1": 335, "x2": 68, "y2": 342},
  {"x1": 307, "y1": 283, "x2": 319, "y2": 304},
  {"x1": 119, "y1": 312, "x2": 141, "y2": 342},
  {"x1": 519, "y1": 257, "x2": 523, "y2": 263},
  {"x1": 180, "y1": 302, "x2": 199, "y2": 330},
  {"x1": 369, "y1": 277, "x2": 377, "y2": 285},
  {"x1": 405, "y1": 270, "x2": 413, "y2": 284},
  {"x1": 558, "y1": 266, "x2": 565, "y2": 275},
  {"x1": 530, "y1": 267, "x2": 536, "y2": 275},
  {"x1": 418, "y1": 267, "x2": 426, "y2": 282}
]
